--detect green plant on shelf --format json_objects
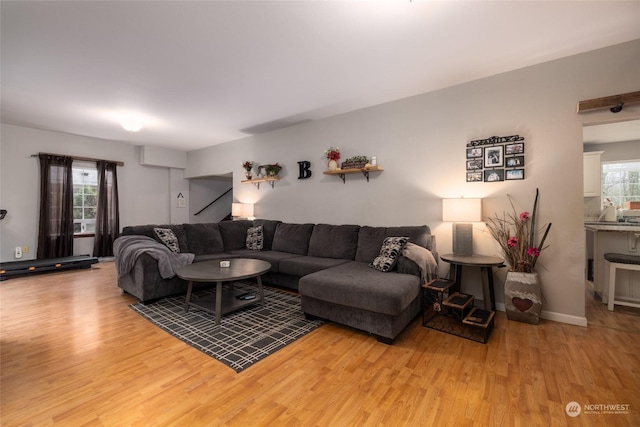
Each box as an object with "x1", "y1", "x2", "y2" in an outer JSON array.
[{"x1": 265, "y1": 163, "x2": 282, "y2": 177}]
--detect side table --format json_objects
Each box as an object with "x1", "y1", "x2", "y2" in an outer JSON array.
[
  {"x1": 422, "y1": 279, "x2": 496, "y2": 344},
  {"x1": 440, "y1": 254, "x2": 504, "y2": 311}
]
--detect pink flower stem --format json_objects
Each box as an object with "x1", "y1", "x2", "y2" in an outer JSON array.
[{"x1": 531, "y1": 222, "x2": 552, "y2": 270}]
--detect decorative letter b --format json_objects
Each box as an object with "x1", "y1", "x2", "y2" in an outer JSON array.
[{"x1": 298, "y1": 161, "x2": 312, "y2": 179}]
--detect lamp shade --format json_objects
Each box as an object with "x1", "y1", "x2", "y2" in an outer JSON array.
[
  {"x1": 442, "y1": 198, "x2": 482, "y2": 222},
  {"x1": 232, "y1": 203, "x2": 243, "y2": 217},
  {"x1": 232, "y1": 202, "x2": 255, "y2": 219},
  {"x1": 242, "y1": 203, "x2": 254, "y2": 218}
]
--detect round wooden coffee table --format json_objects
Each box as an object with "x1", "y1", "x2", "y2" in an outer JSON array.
[{"x1": 176, "y1": 258, "x2": 271, "y2": 325}]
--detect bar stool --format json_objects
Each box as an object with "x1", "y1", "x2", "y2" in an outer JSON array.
[{"x1": 604, "y1": 253, "x2": 640, "y2": 311}]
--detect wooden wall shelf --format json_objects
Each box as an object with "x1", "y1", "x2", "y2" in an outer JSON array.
[
  {"x1": 323, "y1": 166, "x2": 384, "y2": 183},
  {"x1": 241, "y1": 176, "x2": 281, "y2": 189}
]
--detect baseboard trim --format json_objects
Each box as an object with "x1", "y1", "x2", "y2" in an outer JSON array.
[
  {"x1": 494, "y1": 303, "x2": 588, "y2": 327},
  {"x1": 541, "y1": 310, "x2": 588, "y2": 327}
]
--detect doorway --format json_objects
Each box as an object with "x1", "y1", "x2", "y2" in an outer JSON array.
[
  {"x1": 582, "y1": 119, "x2": 640, "y2": 331},
  {"x1": 189, "y1": 175, "x2": 233, "y2": 223}
]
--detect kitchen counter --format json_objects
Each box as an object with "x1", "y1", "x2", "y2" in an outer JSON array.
[
  {"x1": 585, "y1": 223, "x2": 640, "y2": 304},
  {"x1": 585, "y1": 222, "x2": 640, "y2": 232}
]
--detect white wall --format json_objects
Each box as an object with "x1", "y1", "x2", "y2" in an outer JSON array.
[
  {"x1": 187, "y1": 40, "x2": 640, "y2": 325},
  {"x1": 584, "y1": 140, "x2": 640, "y2": 161},
  {"x1": 189, "y1": 176, "x2": 233, "y2": 223},
  {"x1": 140, "y1": 145, "x2": 187, "y2": 169},
  {"x1": 0, "y1": 124, "x2": 178, "y2": 261},
  {"x1": 169, "y1": 168, "x2": 189, "y2": 224}
]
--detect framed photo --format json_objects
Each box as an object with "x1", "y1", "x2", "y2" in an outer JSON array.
[
  {"x1": 506, "y1": 155, "x2": 525, "y2": 168},
  {"x1": 505, "y1": 143, "x2": 524, "y2": 155},
  {"x1": 466, "y1": 147, "x2": 483, "y2": 158},
  {"x1": 484, "y1": 169, "x2": 504, "y2": 182},
  {"x1": 466, "y1": 159, "x2": 483, "y2": 170},
  {"x1": 506, "y1": 169, "x2": 525, "y2": 180},
  {"x1": 484, "y1": 146, "x2": 504, "y2": 168},
  {"x1": 467, "y1": 172, "x2": 483, "y2": 182}
]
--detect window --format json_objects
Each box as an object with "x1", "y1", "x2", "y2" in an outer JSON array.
[
  {"x1": 602, "y1": 160, "x2": 640, "y2": 208},
  {"x1": 72, "y1": 165, "x2": 98, "y2": 234}
]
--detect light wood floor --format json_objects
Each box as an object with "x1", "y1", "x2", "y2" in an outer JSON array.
[{"x1": 1, "y1": 262, "x2": 639, "y2": 426}]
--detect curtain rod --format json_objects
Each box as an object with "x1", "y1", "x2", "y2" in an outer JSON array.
[{"x1": 31, "y1": 152, "x2": 124, "y2": 167}]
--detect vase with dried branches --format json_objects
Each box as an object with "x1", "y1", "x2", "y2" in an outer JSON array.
[{"x1": 485, "y1": 189, "x2": 552, "y2": 324}]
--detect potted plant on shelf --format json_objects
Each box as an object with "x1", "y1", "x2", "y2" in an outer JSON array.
[
  {"x1": 485, "y1": 188, "x2": 552, "y2": 324},
  {"x1": 324, "y1": 146, "x2": 340, "y2": 171},
  {"x1": 265, "y1": 163, "x2": 282, "y2": 177},
  {"x1": 242, "y1": 161, "x2": 253, "y2": 180}
]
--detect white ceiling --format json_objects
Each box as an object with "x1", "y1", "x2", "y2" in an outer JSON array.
[{"x1": 2, "y1": 1, "x2": 640, "y2": 151}]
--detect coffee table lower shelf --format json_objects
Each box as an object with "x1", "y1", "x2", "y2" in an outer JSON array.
[
  {"x1": 186, "y1": 283, "x2": 264, "y2": 325},
  {"x1": 422, "y1": 309, "x2": 495, "y2": 344},
  {"x1": 188, "y1": 286, "x2": 261, "y2": 313}
]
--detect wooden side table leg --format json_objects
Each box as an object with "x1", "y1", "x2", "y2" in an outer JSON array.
[
  {"x1": 257, "y1": 275, "x2": 265, "y2": 307},
  {"x1": 480, "y1": 267, "x2": 490, "y2": 310},
  {"x1": 184, "y1": 280, "x2": 194, "y2": 313},
  {"x1": 215, "y1": 281, "x2": 222, "y2": 325},
  {"x1": 483, "y1": 267, "x2": 497, "y2": 311},
  {"x1": 451, "y1": 264, "x2": 463, "y2": 294}
]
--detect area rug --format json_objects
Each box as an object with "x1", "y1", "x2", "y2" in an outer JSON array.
[{"x1": 130, "y1": 281, "x2": 323, "y2": 372}]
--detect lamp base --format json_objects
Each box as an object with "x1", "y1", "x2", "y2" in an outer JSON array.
[{"x1": 452, "y1": 223, "x2": 473, "y2": 256}]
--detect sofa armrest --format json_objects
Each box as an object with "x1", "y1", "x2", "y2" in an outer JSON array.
[
  {"x1": 396, "y1": 256, "x2": 421, "y2": 278},
  {"x1": 117, "y1": 252, "x2": 187, "y2": 302}
]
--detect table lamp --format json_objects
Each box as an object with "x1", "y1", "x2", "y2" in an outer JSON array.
[
  {"x1": 243, "y1": 203, "x2": 255, "y2": 220},
  {"x1": 232, "y1": 203, "x2": 243, "y2": 219},
  {"x1": 232, "y1": 203, "x2": 255, "y2": 220},
  {"x1": 442, "y1": 198, "x2": 482, "y2": 256}
]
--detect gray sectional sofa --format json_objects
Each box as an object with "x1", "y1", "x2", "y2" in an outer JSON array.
[{"x1": 114, "y1": 219, "x2": 437, "y2": 343}]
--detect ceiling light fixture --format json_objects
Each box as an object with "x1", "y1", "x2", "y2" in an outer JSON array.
[{"x1": 120, "y1": 120, "x2": 143, "y2": 132}]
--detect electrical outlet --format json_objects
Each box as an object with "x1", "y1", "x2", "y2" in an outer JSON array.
[
  {"x1": 22, "y1": 246, "x2": 29, "y2": 254},
  {"x1": 15, "y1": 246, "x2": 22, "y2": 259}
]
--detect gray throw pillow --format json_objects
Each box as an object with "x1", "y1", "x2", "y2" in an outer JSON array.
[
  {"x1": 154, "y1": 227, "x2": 180, "y2": 253},
  {"x1": 370, "y1": 236, "x2": 409, "y2": 272},
  {"x1": 246, "y1": 225, "x2": 264, "y2": 250}
]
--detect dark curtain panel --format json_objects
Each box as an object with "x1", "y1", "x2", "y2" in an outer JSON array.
[
  {"x1": 37, "y1": 154, "x2": 74, "y2": 259},
  {"x1": 93, "y1": 161, "x2": 120, "y2": 257}
]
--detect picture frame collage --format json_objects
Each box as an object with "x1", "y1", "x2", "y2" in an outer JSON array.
[{"x1": 465, "y1": 135, "x2": 525, "y2": 182}]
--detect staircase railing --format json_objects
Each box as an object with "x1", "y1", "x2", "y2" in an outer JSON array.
[{"x1": 194, "y1": 188, "x2": 232, "y2": 216}]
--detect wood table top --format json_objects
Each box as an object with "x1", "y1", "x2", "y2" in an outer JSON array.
[
  {"x1": 440, "y1": 254, "x2": 505, "y2": 267},
  {"x1": 176, "y1": 258, "x2": 271, "y2": 282}
]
